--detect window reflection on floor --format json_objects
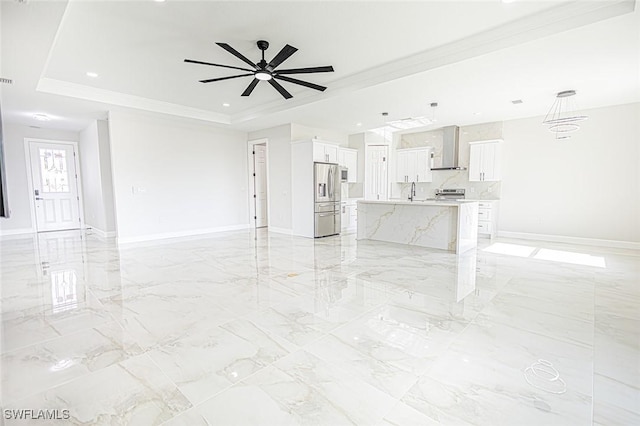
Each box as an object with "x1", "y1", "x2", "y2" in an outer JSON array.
[
  {"x1": 534, "y1": 248, "x2": 606, "y2": 268},
  {"x1": 51, "y1": 270, "x2": 78, "y2": 313},
  {"x1": 482, "y1": 243, "x2": 606, "y2": 268},
  {"x1": 482, "y1": 243, "x2": 537, "y2": 257}
]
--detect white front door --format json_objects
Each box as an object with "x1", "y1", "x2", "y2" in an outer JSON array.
[
  {"x1": 28, "y1": 141, "x2": 82, "y2": 232},
  {"x1": 365, "y1": 145, "x2": 388, "y2": 201},
  {"x1": 253, "y1": 144, "x2": 268, "y2": 228}
]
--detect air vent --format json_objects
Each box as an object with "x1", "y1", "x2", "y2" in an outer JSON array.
[
  {"x1": 0, "y1": 78, "x2": 13, "y2": 84},
  {"x1": 511, "y1": 99, "x2": 523, "y2": 104}
]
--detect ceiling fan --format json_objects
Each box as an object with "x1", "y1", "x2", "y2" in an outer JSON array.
[{"x1": 184, "y1": 40, "x2": 334, "y2": 100}]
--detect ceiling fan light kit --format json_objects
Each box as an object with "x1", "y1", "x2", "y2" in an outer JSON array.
[
  {"x1": 542, "y1": 90, "x2": 588, "y2": 140},
  {"x1": 185, "y1": 40, "x2": 334, "y2": 99}
]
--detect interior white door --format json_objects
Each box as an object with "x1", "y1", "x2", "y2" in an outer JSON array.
[
  {"x1": 253, "y1": 144, "x2": 268, "y2": 228},
  {"x1": 365, "y1": 145, "x2": 388, "y2": 201},
  {"x1": 29, "y1": 142, "x2": 81, "y2": 232}
]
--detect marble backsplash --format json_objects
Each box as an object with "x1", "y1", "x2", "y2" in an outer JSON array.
[{"x1": 393, "y1": 121, "x2": 503, "y2": 201}]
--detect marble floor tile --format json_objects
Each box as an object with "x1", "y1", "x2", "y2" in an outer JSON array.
[
  {"x1": 147, "y1": 318, "x2": 293, "y2": 405},
  {"x1": 592, "y1": 373, "x2": 640, "y2": 421},
  {"x1": 2, "y1": 321, "x2": 142, "y2": 403},
  {"x1": 1, "y1": 229, "x2": 638, "y2": 424},
  {"x1": 593, "y1": 313, "x2": 640, "y2": 388},
  {"x1": 167, "y1": 350, "x2": 397, "y2": 426},
  {"x1": 4, "y1": 354, "x2": 191, "y2": 425},
  {"x1": 474, "y1": 296, "x2": 594, "y2": 347},
  {"x1": 378, "y1": 400, "x2": 443, "y2": 426},
  {"x1": 306, "y1": 334, "x2": 419, "y2": 399}
]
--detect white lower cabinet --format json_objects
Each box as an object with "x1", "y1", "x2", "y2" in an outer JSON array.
[
  {"x1": 341, "y1": 200, "x2": 358, "y2": 231},
  {"x1": 476, "y1": 200, "x2": 499, "y2": 239}
]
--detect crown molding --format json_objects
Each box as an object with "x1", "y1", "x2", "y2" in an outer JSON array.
[{"x1": 37, "y1": 78, "x2": 231, "y2": 125}]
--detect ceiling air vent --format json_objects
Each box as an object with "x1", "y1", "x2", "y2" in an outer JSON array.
[
  {"x1": 0, "y1": 78, "x2": 13, "y2": 85},
  {"x1": 511, "y1": 99, "x2": 523, "y2": 104}
]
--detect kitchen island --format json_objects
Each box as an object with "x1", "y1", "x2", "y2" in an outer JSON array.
[{"x1": 357, "y1": 200, "x2": 479, "y2": 254}]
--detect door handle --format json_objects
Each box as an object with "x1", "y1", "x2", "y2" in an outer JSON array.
[
  {"x1": 318, "y1": 213, "x2": 336, "y2": 217},
  {"x1": 35, "y1": 197, "x2": 43, "y2": 200}
]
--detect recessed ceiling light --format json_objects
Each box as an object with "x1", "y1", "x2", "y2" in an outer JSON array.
[
  {"x1": 511, "y1": 99, "x2": 523, "y2": 104},
  {"x1": 33, "y1": 114, "x2": 50, "y2": 121},
  {"x1": 473, "y1": 112, "x2": 482, "y2": 116},
  {"x1": 222, "y1": 103, "x2": 230, "y2": 107},
  {"x1": 502, "y1": 0, "x2": 516, "y2": 3},
  {"x1": 356, "y1": 122, "x2": 362, "y2": 127},
  {"x1": 154, "y1": 0, "x2": 165, "y2": 2},
  {"x1": 86, "y1": 72, "x2": 98, "y2": 78}
]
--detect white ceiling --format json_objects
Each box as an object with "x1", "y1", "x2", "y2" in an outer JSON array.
[{"x1": 1, "y1": 0, "x2": 639, "y2": 134}]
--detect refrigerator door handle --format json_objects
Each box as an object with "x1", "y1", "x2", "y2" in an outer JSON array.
[
  {"x1": 328, "y1": 167, "x2": 333, "y2": 198},
  {"x1": 318, "y1": 213, "x2": 337, "y2": 217}
]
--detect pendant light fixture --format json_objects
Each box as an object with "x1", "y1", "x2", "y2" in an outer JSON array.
[{"x1": 542, "y1": 90, "x2": 588, "y2": 140}]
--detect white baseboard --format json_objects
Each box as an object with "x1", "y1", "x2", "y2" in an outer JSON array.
[
  {"x1": 86, "y1": 227, "x2": 117, "y2": 239},
  {"x1": 117, "y1": 224, "x2": 250, "y2": 245},
  {"x1": 497, "y1": 231, "x2": 640, "y2": 250},
  {"x1": 268, "y1": 227, "x2": 293, "y2": 235},
  {"x1": 0, "y1": 228, "x2": 35, "y2": 237}
]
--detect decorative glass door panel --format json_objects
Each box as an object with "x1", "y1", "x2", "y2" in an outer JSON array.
[
  {"x1": 29, "y1": 141, "x2": 81, "y2": 232},
  {"x1": 39, "y1": 148, "x2": 70, "y2": 193}
]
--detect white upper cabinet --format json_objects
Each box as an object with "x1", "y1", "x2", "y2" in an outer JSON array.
[
  {"x1": 395, "y1": 147, "x2": 433, "y2": 183},
  {"x1": 468, "y1": 140, "x2": 503, "y2": 182},
  {"x1": 338, "y1": 147, "x2": 358, "y2": 183},
  {"x1": 313, "y1": 141, "x2": 339, "y2": 163}
]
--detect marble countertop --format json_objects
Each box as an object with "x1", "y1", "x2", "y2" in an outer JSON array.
[{"x1": 358, "y1": 199, "x2": 479, "y2": 208}]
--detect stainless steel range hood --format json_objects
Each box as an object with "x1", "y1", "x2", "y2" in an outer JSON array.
[{"x1": 431, "y1": 125, "x2": 467, "y2": 171}]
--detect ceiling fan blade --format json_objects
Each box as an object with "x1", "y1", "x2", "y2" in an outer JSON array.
[
  {"x1": 268, "y1": 79, "x2": 293, "y2": 99},
  {"x1": 274, "y1": 75, "x2": 326, "y2": 92},
  {"x1": 199, "y1": 73, "x2": 254, "y2": 83},
  {"x1": 216, "y1": 42, "x2": 258, "y2": 69},
  {"x1": 184, "y1": 59, "x2": 255, "y2": 73},
  {"x1": 274, "y1": 66, "x2": 334, "y2": 75},
  {"x1": 267, "y1": 44, "x2": 298, "y2": 71},
  {"x1": 241, "y1": 79, "x2": 260, "y2": 97}
]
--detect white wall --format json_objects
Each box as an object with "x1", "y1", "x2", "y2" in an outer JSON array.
[
  {"x1": 501, "y1": 102, "x2": 640, "y2": 243},
  {"x1": 248, "y1": 124, "x2": 292, "y2": 232},
  {"x1": 0, "y1": 123, "x2": 79, "y2": 235},
  {"x1": 97, "y1": 120, "x2": 116, "y2": 232},
  {"x1": 108, "y1": 111, "x2": 249, "y2": 243},
  {"x1": 78, "y1": 120, "x2": 116, "y2": 235},
  {"x1": 291, "y1": 123, "x2": 348, "y2": 145}
]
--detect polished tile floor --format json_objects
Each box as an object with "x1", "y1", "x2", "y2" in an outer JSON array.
[{"x1": 1, "y1": 229, "x2": 638, "y2": 425}]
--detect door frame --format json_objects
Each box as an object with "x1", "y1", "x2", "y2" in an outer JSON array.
[
  {"x1": 247, "y1": 138, "x2": 270, "y2": 228},
  {"x1": 24, "y1": 138, "x2": 86, "y2": 233}
]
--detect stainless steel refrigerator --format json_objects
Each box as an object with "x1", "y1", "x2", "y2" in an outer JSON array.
[{"x1": 314, "y1": 162, "x2": 341, "y2": 237}]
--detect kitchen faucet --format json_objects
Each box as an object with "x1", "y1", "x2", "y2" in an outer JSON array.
[{"x1": 409, "y1": 181, "x2": 416, "y2": 201}]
